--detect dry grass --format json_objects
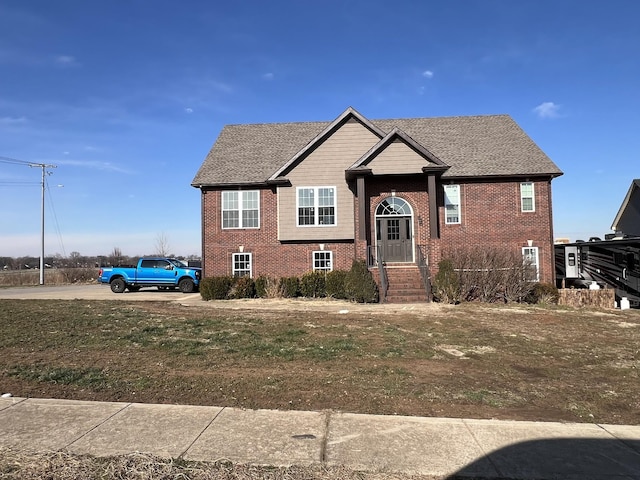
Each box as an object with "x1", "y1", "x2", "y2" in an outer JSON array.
[
  {"x1": 0, "y1": 447, "x2": 433, "y2": 480},
  {"x1": 1, "y1": 299, "x2": 638, "y2": 479},
  {"x1": 0, "y1": 299, "x2": 639, "y2": 426},
  {"x1": 0, "y1": 268, "x2": 98, "y2": 287}
]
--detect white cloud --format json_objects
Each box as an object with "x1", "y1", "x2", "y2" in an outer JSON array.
[
  {"x1": 54, "y1": 55, "x2": 79, "y2": 66},
  {"x1": 55, "y1": 158, "x2": 135, "y2": 175},
  {"x1": 422, "y1": 70, "x2": 434, "y2": 78},
  {"x1": 262, "y1": 72, "x2": 274, "y2": 81},
  {"x1": 184, "y1": 107, "x2": 194, "y2": 114},
  {"x1": 533, "y1": 101, "x2": 561, "y2": 119}
]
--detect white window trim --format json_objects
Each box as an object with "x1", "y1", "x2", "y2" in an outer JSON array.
[
  {"x1": 222, "y1": 190, "x2": 260, "y2": 229},
  {"x1": 232, "y1": 252, "x2": 253, "y2": 277},
  {"x1": 296, "y1": 186, "x2": 337, "y2": 227},
  {"x1": 444, "y1": 184, "x2": 461, "y2": 225},
  {"x1": 520, "y1": 182, "x2": 536, "y2": 213},
  {"x1": 522, "y1": 247, "x2": 539, "y2": 282},
  {"x1": 312, "y1": 250, "x2": 333, "y2": 272}
]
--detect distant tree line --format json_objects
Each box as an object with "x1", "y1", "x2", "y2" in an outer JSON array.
[{"x1": 1, "y1": 248, "x2": 201, "y2": 270}]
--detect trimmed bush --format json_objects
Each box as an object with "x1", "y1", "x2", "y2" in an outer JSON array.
[
  {"x1": 300, "y1": 271, "x2": 326, "y2": 298},
  {"x1": 279, "y1": 277, "x2": 300, "y2": 298},
  {"x1": 525, "y1": 282, "x2": 559, "y2": 305},
  {"x1": 231, "y1": 275, "x2": 256, "y2": 299},
  {"x1": 325, "y1": 270, "x2": 348, "y2": 299},
  {"x1": 345, "y1": 260, "x2": 378, "y2": 303},
  {"x1": 199, "y1": 276, "x2": 233, "y2": 301},
  {"x1": 432, "y1": 258, "x2": 461, "y2": 304}
]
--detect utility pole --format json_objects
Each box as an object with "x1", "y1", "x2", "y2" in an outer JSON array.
[{"x1": 29, "y1": 162, "x2": 56, "y2": 285}]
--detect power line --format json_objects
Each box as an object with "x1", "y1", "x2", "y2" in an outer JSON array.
[
  {"x1": 45, "y1": 176, "x2": 66, "y2": 258},
  {"x1": 0, "y1": 155, "x2": 34, "y2": 166},
  {"x1": 0, "y1": 181, "x2": 41, "y2": 186}
]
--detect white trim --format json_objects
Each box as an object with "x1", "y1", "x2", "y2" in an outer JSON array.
[
  {"x1": 444, "y1": 184, "x2": 461, "y2": 224},
  {"x1": 222, "y1": 190, "x2": 260, "y2": 229},
  {"x1": 522, "y1": 246, "x2": 539, "y2": 281},
  {"x1": 312, "y1": 250, "x2": 333, "y2": 271},
  {"x1": 232, "y1": 252, "x2": 253, "y2": 277},
  {"x1": 374, "y1": 196, "x2": 415, "y2": 263},
  {"x1": 520, "y1": 182, "x2": 536, "y2": 213},
  {"x1": 296, "y1": 186, "x2": 337, "y2": 227}
]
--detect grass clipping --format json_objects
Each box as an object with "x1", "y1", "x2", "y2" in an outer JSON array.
[{"x1": 0, "y1": 447, "x2": 429, "y2": 480}]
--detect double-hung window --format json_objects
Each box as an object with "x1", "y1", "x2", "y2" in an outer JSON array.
[
  {"x1": 222, "y1": 191, "x2": 259, "y2": 229},
  {"x1": 232, "y1": 252, "x2": 252, "y2": 277},
  {"x1": 522, "y1": 247, "x2": 539, "y2": 282},
  {"x1": 297, "y1": 187, "x2": 336, "y2": 226},
  {"x1": 520, "y1": 182, "x2": 535, "y2": 212},
  {"x1": 313, "y1": 251, "x2": 333, "y2": 272},
  {"x1": 444, "y1": 185, "x2": 461, "y2": 224}
]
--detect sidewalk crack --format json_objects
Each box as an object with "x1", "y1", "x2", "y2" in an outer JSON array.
[
  {"x1": 62, "y1": 402, "x2": 132, "y2": 451},
  {"x1": 179, "y1": 406, "x2": 225, "y2": 459}
]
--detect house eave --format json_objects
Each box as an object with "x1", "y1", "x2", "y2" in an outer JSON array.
[
  {"x1": 192, "y1": 181, "x2": 282, "y2": 190},
  {"x1": 440, "y1": 172, "x2": 563, "y2": 182}
]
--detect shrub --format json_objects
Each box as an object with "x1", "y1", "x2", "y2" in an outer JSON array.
[
  {"x1": 231, "y1": 275, "x2": 256, "y2": 299},
  {"x1": 432, "y1": 258, "x2": 461, "y2": 304},
  {"x1": 300, "y1": 271, "x2": 326, "y2": 298},
  {"x1": 254, "y1": 275, "x2": 270, "y2": 298},
  {"x1": 325, "y1": 270, "x2": 348, "y2": 299},
  {"x1": 345, "y1": 260, "x2": 378, "y2": 303},
  {"x1": 279, "y1": 277, "x2": 300, "y2": 298},
  {"x1": 525, "y1": 282, "x2": 559, "y2": 305},
  {"x1": 436, "y1": 247, "x2": 535, "y2": 304},
  {"x1": 199, "y1": 276, "x2": 233, "y2": 301}
]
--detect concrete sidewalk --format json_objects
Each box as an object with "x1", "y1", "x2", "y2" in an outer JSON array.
[{"x1": 1, "y1": 397, "x2": 639, "y2": 479}]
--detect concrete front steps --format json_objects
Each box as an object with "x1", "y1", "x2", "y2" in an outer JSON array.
[{"x1": 372, "y1": 265, "x2": 430, "y2": 303}]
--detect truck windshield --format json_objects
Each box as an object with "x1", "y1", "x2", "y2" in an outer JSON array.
[{"x1": 169, "y1": 259, "x2": 187, "y2": 268}]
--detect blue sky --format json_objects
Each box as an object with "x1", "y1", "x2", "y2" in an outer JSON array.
[{"x1": 1, "y1": 1, "x2": 638, "y2": 258}]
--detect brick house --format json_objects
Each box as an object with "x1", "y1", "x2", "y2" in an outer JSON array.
[{"x1": 192, "y1": 107, "x2": 563, "y2": 302}]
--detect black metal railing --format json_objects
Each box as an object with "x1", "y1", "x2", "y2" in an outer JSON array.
[
  {"x1": 367, "y1": 245, "x2": 388, "y2": 303},
  {"x1": 416, "y1": 244, "x2": 432, "y2": 302}
]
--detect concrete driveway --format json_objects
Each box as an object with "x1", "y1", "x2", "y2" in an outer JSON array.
[{"x1": 0, "y1": 284, "x2": 202, "y2": 302}]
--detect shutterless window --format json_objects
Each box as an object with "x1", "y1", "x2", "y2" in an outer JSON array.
[
  {"x1": 444, "y1": 185, "x2": 461, "y2": 224},
  {"x1": 232, "y1": 253, "x2": 252, "y2": 277},
  {"x1": 520, "y1": 182, "x2": 535, "y2": 212},
  {"x1": 313, "y1": 251, "x2": 333, "y2": 272},
  {"x1": 297, "y1": 187, "x2": 335, "y2": 226},
  {"x1": 222, "y1": 191, "x2": 259, "y2": 229},
  {"x1": 522, "y1": 247, "x2": 539, "y2": 282}
]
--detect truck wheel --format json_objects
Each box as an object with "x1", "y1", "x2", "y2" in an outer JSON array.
[
  {"x1": 178, "y1": 278, "x2": 195, "y2": 293},
  {"x1": 110, "y1": 278, "x2": 126, "y2": 293}
]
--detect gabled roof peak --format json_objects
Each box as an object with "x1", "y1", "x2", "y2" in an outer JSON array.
[
  {"x1": 349, "y1": 126, "x2": 448, "y2": 172},
  {"x1": 268, "y1": 107, "x2": 386, "y2": 180}
]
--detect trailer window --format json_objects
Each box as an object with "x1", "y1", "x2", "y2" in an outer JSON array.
[
  {"x1": 614, "y1": 252, "x2": 624, "y2": 265},
  {"x1": 627, "y1": 253, "x2": 636, "y2": 270}
]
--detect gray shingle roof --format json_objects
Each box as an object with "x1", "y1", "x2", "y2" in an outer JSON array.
[{"x1": 191, "y1": 112, "x2": 562, "y2": 187}]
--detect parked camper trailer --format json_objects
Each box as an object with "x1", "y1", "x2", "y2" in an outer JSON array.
[{"x1": 555, "y1": 236, "x2": 640, "y2": 307}]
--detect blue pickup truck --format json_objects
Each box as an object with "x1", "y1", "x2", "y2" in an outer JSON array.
[{"x1": 98, "y1": 258, "x2": 202, "y2": 293}]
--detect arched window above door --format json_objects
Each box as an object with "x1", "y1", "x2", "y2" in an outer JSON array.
[{"x1": 376, "y1": 197, "x2": 411, "y2": 216}]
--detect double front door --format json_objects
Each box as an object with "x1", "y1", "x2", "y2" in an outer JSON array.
[{"x1": 377, "y1": 216, "x2": 413, "y2": 263}]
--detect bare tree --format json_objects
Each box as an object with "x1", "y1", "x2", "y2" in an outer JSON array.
[
  {"x1": 109, "y1": 247, "x2": 124, "y2": 266},
  {"x1": 155, "y1": 232, "x2": 171, "y2": 257}
]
